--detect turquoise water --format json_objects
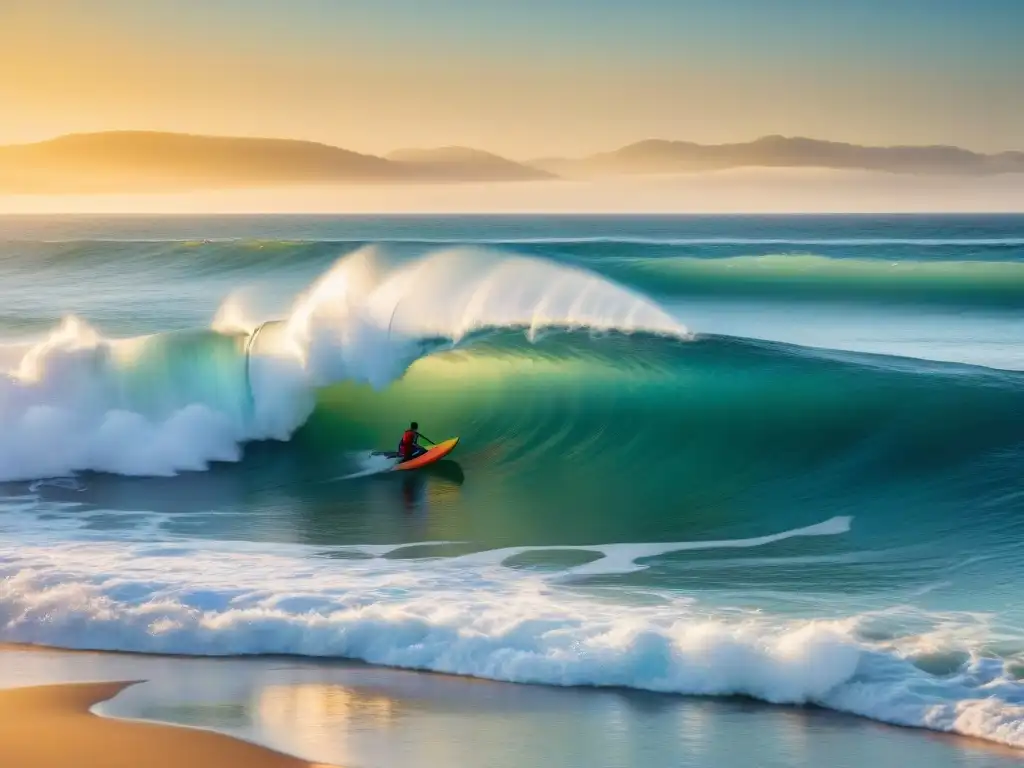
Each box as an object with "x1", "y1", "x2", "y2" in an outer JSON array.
[{"x1": 0, "y1": 215, "x2": 1023, "y2": 750}]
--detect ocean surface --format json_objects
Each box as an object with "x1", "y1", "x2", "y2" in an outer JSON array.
[{"x1": 1, "y1": 214, "x2": 1023, "y2": 758}]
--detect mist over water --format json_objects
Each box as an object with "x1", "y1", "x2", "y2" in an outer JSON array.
[{"x1": 1, "y1": 215, "x2": 1023, "y2": 750}]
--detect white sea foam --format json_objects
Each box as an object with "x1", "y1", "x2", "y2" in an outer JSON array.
[
  {"x1": 455, "y1": 516, "x2": 852, "y2": 576},
  {"x1": 0, "y1": 505, "x2": 1022, "y2": 749},
  {"x1": 0, "y1": 317, "x2": 245, "y2": 481},
  {"x1": 337, "y1": 451, "x2": 400, "y2": 479}
]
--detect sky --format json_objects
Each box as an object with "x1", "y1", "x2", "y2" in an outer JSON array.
[{"x1": 2, "y1": 0, "x2": 1024, "y2": 159}]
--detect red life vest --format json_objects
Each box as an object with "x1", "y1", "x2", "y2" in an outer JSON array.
[{"x1": 400, "y1": 429, "x2": 417, "y2": 458}]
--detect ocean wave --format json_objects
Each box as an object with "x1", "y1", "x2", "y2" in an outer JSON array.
[
  {"x1": 7, "y1": 237, "x2": 1024, "y2": 313},
  {"x1": 0, "y1": 244, "x2": 1020, "y2": 530},
  {"x1": 597, "y1": 252, "x2": 1024, "y2": 308},
  {"x1": 1, "y1": 511, "x2": 1022, "y2": 749},
  {"x1": 0, "y1": 247, "x2": 687, "y2": 481}
]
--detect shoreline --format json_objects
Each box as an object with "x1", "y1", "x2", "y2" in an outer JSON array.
[
  {"x1": 2, "y1": 643, "x2": 1022, "y2": 763},
  {"x1": 0, "y1": 680, "x2": 336, "y2": 768}
]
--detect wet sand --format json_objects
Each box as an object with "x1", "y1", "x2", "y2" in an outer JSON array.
[{"x1": 0, "y1": 680, "x2": 335, "y2": 768}]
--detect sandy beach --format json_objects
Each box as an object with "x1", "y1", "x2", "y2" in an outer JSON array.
[{"x1": 0, "y1": 680, "x2": 335, "y2": 768}]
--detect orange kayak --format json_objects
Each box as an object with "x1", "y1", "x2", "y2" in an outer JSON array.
[{"x1": 393, "y1": 437, "x2": 460, "y2": 471}]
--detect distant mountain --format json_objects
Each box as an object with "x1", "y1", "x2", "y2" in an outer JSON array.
[
  {"x1": 3, "y1": 131, "x2": 1022, "y2": 194},
  {"x1": 0, "y1": 132, "x2": 554, "y2": 193},
  {"x1": 530, "y1": 136, "x2": 1024, "y2": 177},
  {"x1": 0, "y1": 132, "x2": 401, "y2": 192},
  {"x1": 387, "y1": 146, "x2": 553, "y2": 181}
]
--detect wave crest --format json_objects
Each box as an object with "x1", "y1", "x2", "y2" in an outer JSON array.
[{"x1": 0, "y1": 247, "x2": 686, "y2": 481}]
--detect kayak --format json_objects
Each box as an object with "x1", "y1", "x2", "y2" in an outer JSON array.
[{"x1": 393, "y1": 437, "x2": 460, "y2": 471}]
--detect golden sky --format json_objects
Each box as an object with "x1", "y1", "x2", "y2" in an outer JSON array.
[{"x1": 2, "y1": 1, "x2": 1023, "y2": 159}]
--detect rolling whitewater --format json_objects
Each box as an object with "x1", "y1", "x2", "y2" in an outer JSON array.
[{"x1": 1, "y1": 215, "x2": 1024, "y2": 754}]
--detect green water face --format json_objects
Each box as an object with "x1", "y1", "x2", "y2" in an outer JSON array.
[
  {"x1": 282, "y1": 331, "x2": 1024, "y2": 565},
  {"x1": 59, "y1": 318, "x2": 1023, "y2": 571}
]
